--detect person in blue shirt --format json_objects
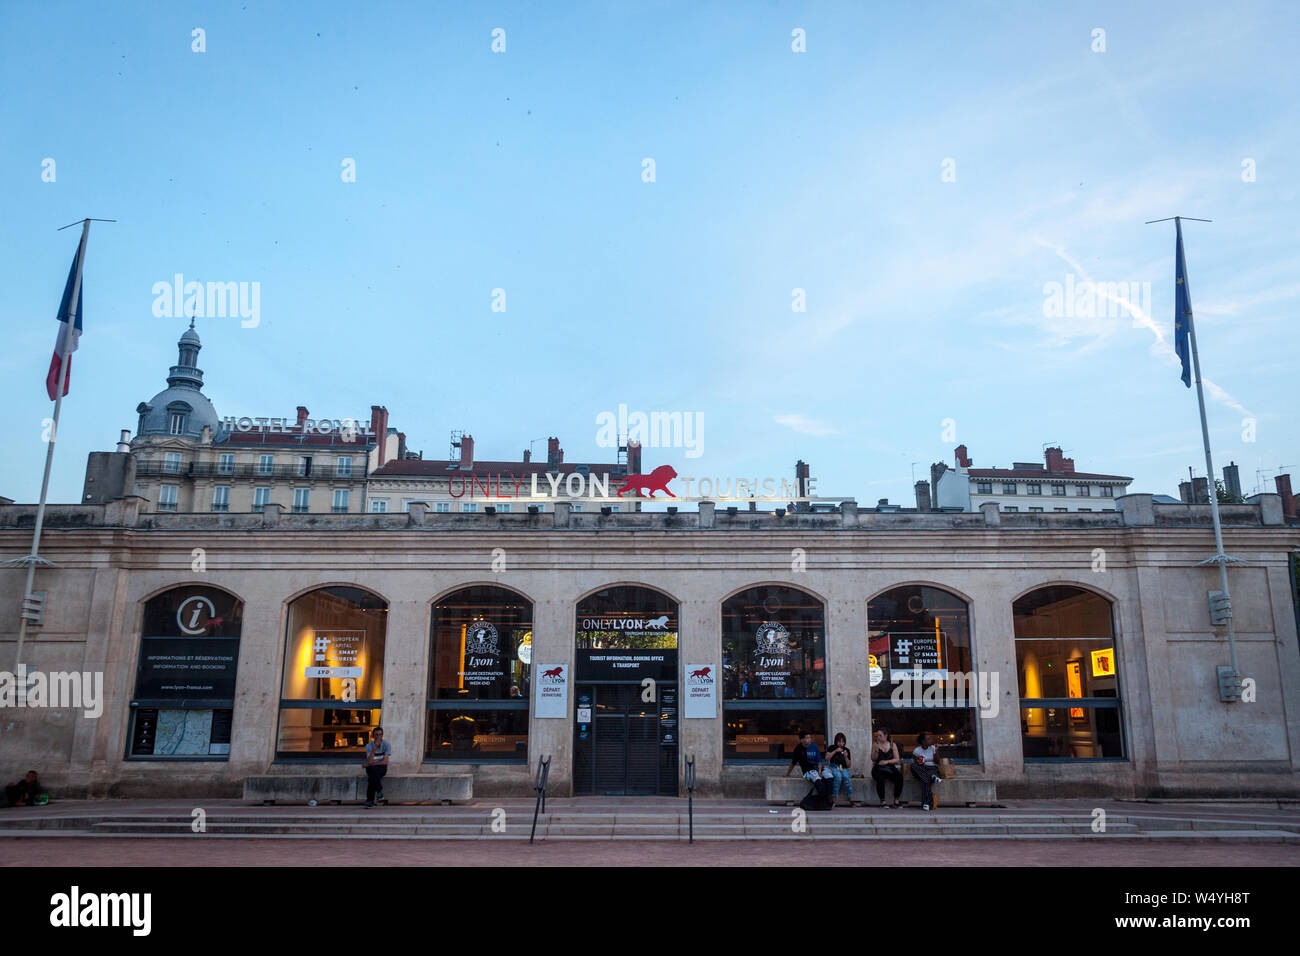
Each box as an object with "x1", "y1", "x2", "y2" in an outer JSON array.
[{"x1": 784, "y1": 731, "x2": 834, "y2": 785}]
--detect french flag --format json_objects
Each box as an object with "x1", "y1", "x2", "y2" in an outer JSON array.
[{"x1": 46, "y1": 227, "x2": 87, "y2": 401}]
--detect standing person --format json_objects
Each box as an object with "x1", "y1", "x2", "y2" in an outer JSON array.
[
  {"x1": 826, "y1": 733, "x2": 856, "y2": 807},
  {"x1": 784, "y1": 731, "x2": 835, "y2": 808},
  {"x1": 910, "y1": 731, "x2": 942, "y2": 811},
  {"x1": 362, "y1": 727, "x2": 391, "y2": 808},
  {"x1": 870, "y1": 728, "x2": 904, "y2": 808}
]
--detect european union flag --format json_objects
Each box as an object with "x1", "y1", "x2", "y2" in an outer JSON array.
[{"x1": 1174, "y1": 219, "x2": 1192, "y2": 388}]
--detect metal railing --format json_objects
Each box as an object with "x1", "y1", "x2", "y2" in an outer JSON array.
[
  {"x1": 684, "y1": 754, "x2": 696, "y2": 844},
  {"x1": 529, "y1": 754, "x2": 551, "y2": 844},
  {"x1": 135, "y1": 461, "x2": 368, "y2": 481}
]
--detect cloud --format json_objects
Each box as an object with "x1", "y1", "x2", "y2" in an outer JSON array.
[{"x1": 774, "y1": 414, "x2": 837, "y2": 436}]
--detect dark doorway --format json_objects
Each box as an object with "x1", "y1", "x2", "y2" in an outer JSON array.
[{"x1": 574, "y1": 677, "x2": 677, "y2": 796}]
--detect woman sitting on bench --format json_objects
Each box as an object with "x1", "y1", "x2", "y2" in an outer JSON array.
[{"x1": 870, "y1": 727, "x2": 903, "y2": 808}]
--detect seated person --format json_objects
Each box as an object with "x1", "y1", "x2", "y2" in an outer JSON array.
[
  {"x1": 784, "y1": 731, "x2": 834, "y2": 794},
  {"x1": 870, "y1": 727, "x2": 904, "y2": 808},
  {"x1": 910, "y1": 731, "x2": 942, "y2": 811},
  {"x1": 6, "y1": 770, "x2": 47, "y2": 807}
]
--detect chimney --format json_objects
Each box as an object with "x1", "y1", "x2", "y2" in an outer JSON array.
[
  {"x1": 1179, "y1": 480, "x2": 1194, "y2": 503},
  {"x1": 795, "y1": 460, "x2": 810, "y2": 498},
  {"x1": 116, "y1": 429, "x2": 131, "y2": 453},
  {"x1": 1192, "y1": 476, "x2": 1209, "y2": 503},
  {"x1": 459, "y1": 434, "x2": 475, "y2": 469},
  {"x1": 1044, "y1": 446, "x2": 1075, "y2": 474},
  {"x1": 297, "y1": 406, "x2": 309, "y2": 428},
  {"x1": 1223, "y1": 462, "x2": 1241, "y2": 500},
  {"x1": 915, "y1": 480, "x2": 931, "y2": 512},
  {"x1": 955, "y1": 445, "x2": 971, "y2": 468},
  {"x1": 547, "y1": 437, "x2": 562, "y2": 468},
  {"x1": 370, "y1": 406, "x2": 389, "y2": 466},
  {"x1": 627, "y1": 440, "x2": 642, "y2": 475},
  {"x1": 1275, "y1": 474, "x2": 1295, "y2": 518},
  {"x1": 523, "y1": 449, "x2": 531, "y2": 463},
  {"x1": 397, "y1": 431, "x2": 407, "y2": 460}
]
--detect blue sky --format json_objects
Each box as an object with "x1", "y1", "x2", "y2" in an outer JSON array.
[{"x1": 2, "y1": 1, "x2": 1296, "y2": 506}]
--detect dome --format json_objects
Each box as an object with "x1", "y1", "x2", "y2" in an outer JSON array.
[{"x1": 136, "y1": 387, "x2": 221, "y2": 439}]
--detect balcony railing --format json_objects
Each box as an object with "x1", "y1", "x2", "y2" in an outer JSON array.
[{"x1": 136, "y1": 461, "x2": 367, "y2": 481}]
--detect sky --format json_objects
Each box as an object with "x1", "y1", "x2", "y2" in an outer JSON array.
[{"x1": 1, "y1": 1, "x2": 1296, "y2": 507}]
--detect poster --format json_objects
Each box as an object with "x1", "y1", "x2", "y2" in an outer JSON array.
[
  {"x1": 753, "y1": 622, "x2": 790, "y2": 688},
  {"x1": 684, "y1": 662, "x2": 717, "y2": 718},
  {"x1": 534, "y1": 663, "x2": 568, "y2": 718},
  {"x1": 136, "y1": 638, "x2": 239, "y2": 699},
  {"x1": 889, "y1": 630, "x2": 948, "y2": 681},
  {"x1": 305, "y1": 629, "x2": 364, "y2": 679}
]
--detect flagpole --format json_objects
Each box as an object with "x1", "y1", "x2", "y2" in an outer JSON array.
[
  {"x1": 11, "y1": 219, "x2": 90, "y2": 673},
  {"x1": 1173, "y1": 215, "x2": 1241, "y2": 683}
]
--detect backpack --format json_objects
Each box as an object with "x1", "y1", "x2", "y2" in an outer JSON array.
[{"x1": 799, "y1": 778, "x2": 834, "y2": 811}]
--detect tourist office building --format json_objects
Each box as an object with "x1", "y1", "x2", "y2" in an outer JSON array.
[{"x1": 2, "y1": 493, "x2": 1299, "y2": 800}]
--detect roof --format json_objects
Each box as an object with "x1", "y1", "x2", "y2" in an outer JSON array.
[
  {"x1": 372, "y1": 459, "x2": 624, "y2": 478},
  {"x1": 967, "y1": 468, "x2": 1132, "y2": 481}
]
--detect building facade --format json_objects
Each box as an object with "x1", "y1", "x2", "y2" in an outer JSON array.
[
  {"x1": 106, "y1": 322, "x2": 402, "y2": 516},
  {"x1": 933, "y1": 444, "x2": 1132, "y2": 514},
  {"x1": 3, "y1": 494, "x2": 1298, "y2": 800}
]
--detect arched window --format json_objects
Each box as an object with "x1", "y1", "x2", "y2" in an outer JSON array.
[
  {"x1": 427, "y1": 586, "x2": 532, "y2": 761},
  {"x1": 276, "y1": 586, "x2": 387, "y2": 758},
  {"x1": 128, "y1": 586, "x2": 242, "y2": 759},
  {"x1": 573, "y1": 586, "x2": 680, "y2": 796},
  {"x1": 868, "y1": 585, "x2": 978, "y2": 760},
  {"x1": 1014, "y1": 586, "x2": 1124, "y2": 759},
  {"x1": 722, "y1": 585, "x2": 826, "y2": 761}
]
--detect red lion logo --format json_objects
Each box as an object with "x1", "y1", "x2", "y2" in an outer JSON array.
[
  {"x1": 617, "y1": 465, "x2": 677, "y2": 498},
  {"x1": 690, "y1": 667, "x2": 711, "y2": 680},
  {"x1": 541, "y1": 666, "x2": 564, "y2": 679}
]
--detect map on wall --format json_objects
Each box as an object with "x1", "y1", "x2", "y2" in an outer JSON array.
[{"x1": 153, "y1": 709, "x2": 214, "y2": 755}]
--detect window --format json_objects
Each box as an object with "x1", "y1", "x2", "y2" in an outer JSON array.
[
  {"x1": 1077, "y1": 484, "x2": 1091, "y2": 497},
  {"x1": 258, "y1": 454, "x2": 274, "y2": 476},
  {"x1": 975, "y1": 482, "x2": 992, "y2": 495},
  {"x1": 336, "y1": 457, "x2": 352, "y2": 477},
  {"x1": 461, "y1": 502, "x2": 478, "y2": 513},
  {"x1": 1078, "y1": 507, "x2": 1092, "y2": 512},
  {"x1": 1051, "y1": 483, "x2": 1066, "y2": 496},
  {"x1": 1015, "y1": 586, "x2": 1123, "y2": 759},
  {"x1": 1029, "y1": 506, "x2": 1043, "y2": 513},
  {"x1": 370, "y1": 499, "x2": 389, "y2": 513},
  {"x1": 128, "y1": 586, "x2": 242, "y2": 760},
  {"x1": 428, "y1": 586, "x2": 532, "y2": 762},
  {"x1": 253, "y1": 487, "x2": 270, "y2": 512},
  {"x1": 571, "y1": 503, "x2": 583, "y2": 512},
  {"x1": 496, "y1": 503, "x2": 511, "y2": 513},
  {"x1": 1002, "y1": 505, "x2": 1019, "y2": 512},
  {"x1": 435, "y1": 502, "x2": 451, "y2": 513},
  {"x1": 169, "y1": 412, "x2": 186, "y2": 435},
  {"x1": 218, "y1": 453, "x2": 234, "y2": 475},
  {"x1": 868, "y1": 585, "x2": 977, "y2": 760},
  {"x1": 158, "y1": 485, "x2": 179, "y2": 511},
  {"x1": 1053, "y1": 507, "x2": 1068, "y2": 512},
  {"x1": 276, "y1": 587, "x2": 387, "y2": 758},
  {"x1": 1026, "y1": 483, "x2": 1042, "y2": 496},
  {"x1": 332, "y1": 489, "x2": 349, "y2": 513},
  {"x1": 723, "y1": 585, "x2": 826, "y2": 761},
  {"x1": 293, "y1": 488, "x2": 310, "y2": 513},
  {"x1": 1100, "y1": 486, "x2": 1114, "y2": 497},
  {"x1": 164, "y1": 452, "x2": 182, "y2": 474},
  {"x1": 212, "y1": 486, "x2": 231, "y2": 512},
  {"x1": 298, "y1": 456, "x2": 313, "y2": 477},
  {"x1": 1002, "y1": 482, "x2": 1017, "y2": 495}
]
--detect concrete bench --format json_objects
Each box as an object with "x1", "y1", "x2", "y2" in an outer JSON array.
[
  {"x1": 243, "y1": 775, "x2": 473, "y2": 805},
  {"x1": 766, "y1": 774, "x2": 996, "y2": 806}
]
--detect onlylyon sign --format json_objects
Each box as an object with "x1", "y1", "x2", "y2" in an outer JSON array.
[{"x1": 442, "y1": 468, "x2": 838, "y2": 504}]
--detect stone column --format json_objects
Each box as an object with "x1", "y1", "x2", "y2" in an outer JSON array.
[
  {"x1": 528, "y1": 586, "x2": 574, "y2": 792},
  {"x1": 826, "y1": 586, "x2": 870, "y2": 761},
  {"x1": 228, "y1": 591, "x2": 285, "y2": 777},
  {"x1": 970, "y1": 583, "x2": 1021, "y2": 779},
  {"x1": 679, "y1": 594, "x2": 722, "y2": 795},
  {"x1": 380, "y1": 596, "x2": 429, "y2": 774}
]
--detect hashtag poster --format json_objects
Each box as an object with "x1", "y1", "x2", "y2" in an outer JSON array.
[
  {"x1": 889, "y1": 631, "x2": 948, "y2": 682},
  {"x1": 304, "y1": 629, "x2": 365, "y2": 679}
]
